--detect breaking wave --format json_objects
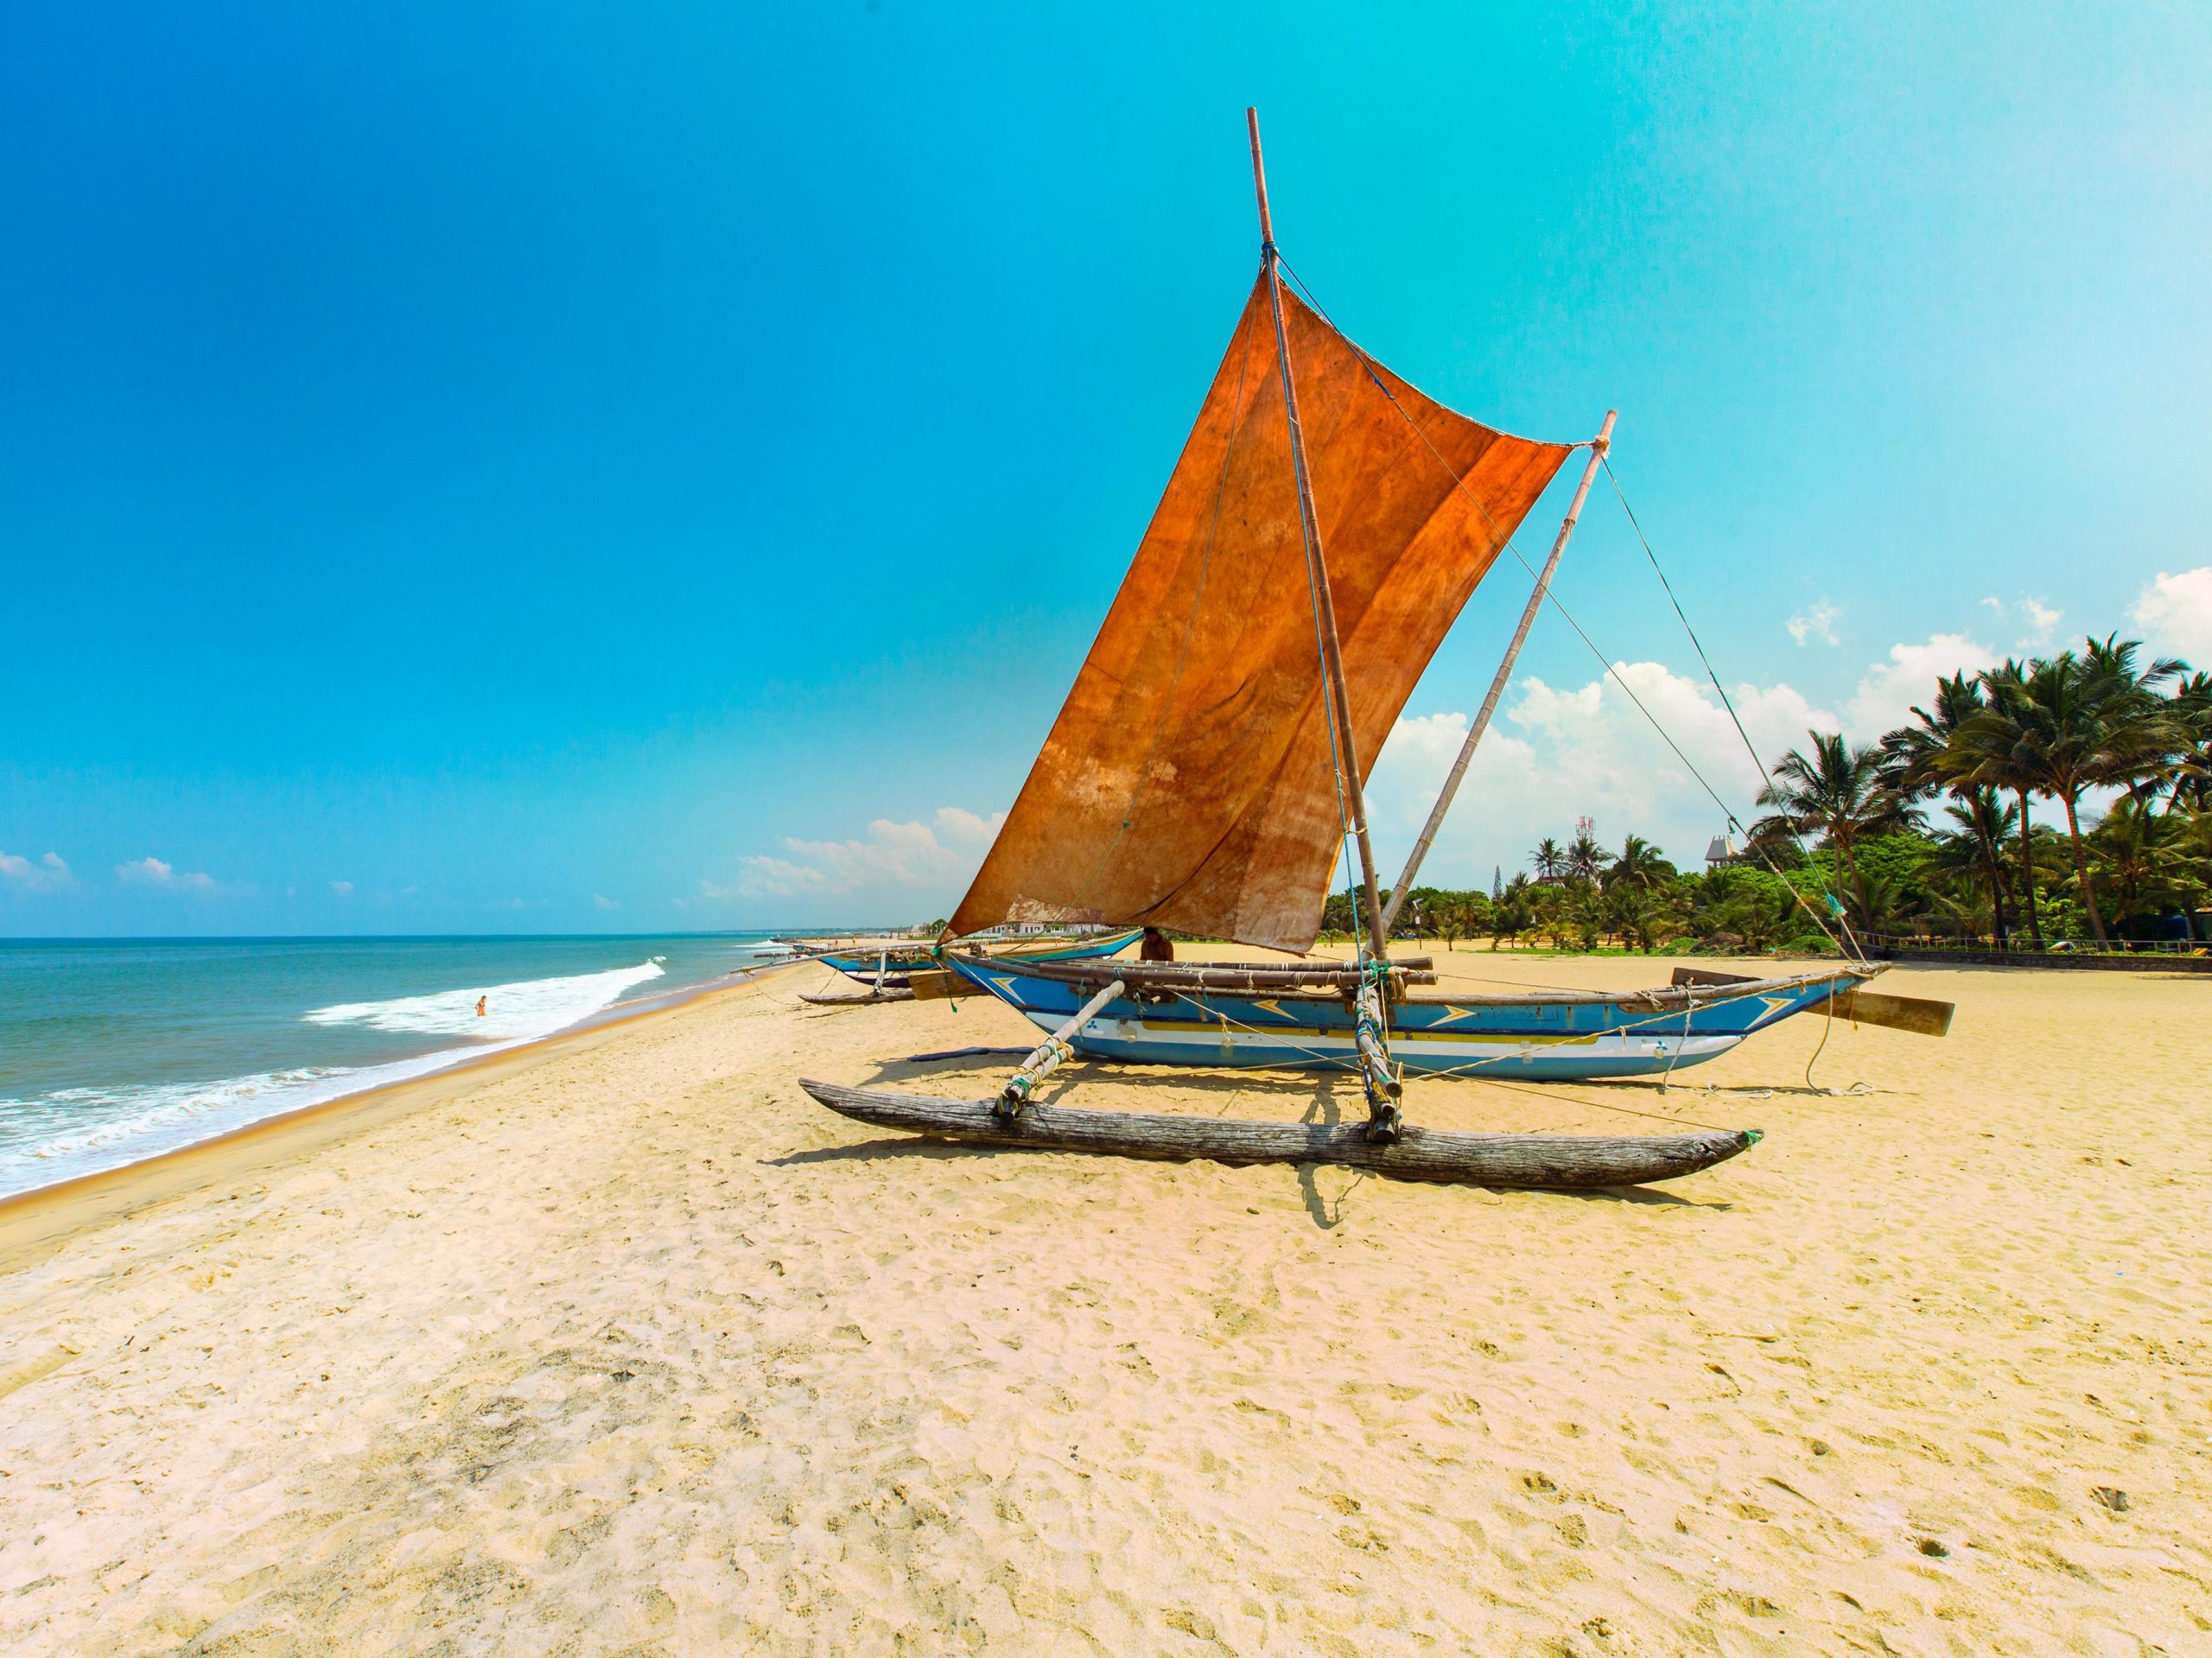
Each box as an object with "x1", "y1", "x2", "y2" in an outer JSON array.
[{"x1": 0, "y1": 959, "x2": 671, "y2": 1198}]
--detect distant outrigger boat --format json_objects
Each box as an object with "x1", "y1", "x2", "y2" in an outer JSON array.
[
  {"x1": 809, "y1": 928, "x2": 1141, "y2": 1003},
  {"x1": 802, "y1": 112, "x2": 1945, "y2": 1188}
]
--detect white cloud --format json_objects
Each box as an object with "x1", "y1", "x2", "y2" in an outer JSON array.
[
  {"x1": 696, "y1": 805, "x2": 1009, "y2": 905},
  {"x1": 1366, "y1": 661, "x2": 1838, "y2": 880},
  {"x1": 330, "y1": 880, "x2": 353, "y2": 896},
  {"x1": 0, "y1": 850, "x2": 72, "y2": 893},
  {"x1": 1980, "y1": 594, "x2": 2064, "y2": 651},
  {"x1": 1786, "y1": 600, "x2": 1840, "y2": 646},
  {"x1": 116, "y1": 856, "x2": 215, "y2": 892},
  {"x1": 1841, "y1": 632, "x2": 1997, "y2": 739},
  {"x1": 592, "y1": 893, "x2": 620, "y2": 911},
  {"x1": 1369, "y1": 631, "x2": 2024, "y2": 884},
  {"x1": 2132, "y1": 568, "x2": 2212, "y2": 663}
]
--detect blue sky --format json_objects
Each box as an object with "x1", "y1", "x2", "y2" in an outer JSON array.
[{"x1": 5, "y1": 3, "x2": 2209, "y2": 935}]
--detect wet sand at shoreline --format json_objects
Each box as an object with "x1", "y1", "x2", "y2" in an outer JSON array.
[{"x1": 1, "y1": 952, "x2": 2206, "y2": 1653}]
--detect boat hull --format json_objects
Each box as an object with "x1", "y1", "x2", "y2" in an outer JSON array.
[
  {"x1": 799, "y1": 1079, "x2": 1756, "y2": 1189},
  {"x1": 950, "y1": 958, "x2": 1872, "y2": 1081}
]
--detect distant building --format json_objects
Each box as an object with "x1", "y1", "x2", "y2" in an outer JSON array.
[{"x1": 1705, "y1": 833, "x2": 1746, "y2": 867}]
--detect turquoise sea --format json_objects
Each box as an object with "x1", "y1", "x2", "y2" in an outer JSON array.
[{"x1": 0, "y1": 934, "x2": 804, "y2": 1198}]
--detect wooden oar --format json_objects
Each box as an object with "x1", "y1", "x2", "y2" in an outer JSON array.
[{"x1": 1669, "y1": 967, "x2": 1954, "y2": 1038}]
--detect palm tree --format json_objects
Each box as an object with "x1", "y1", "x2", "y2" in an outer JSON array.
[
  {"x1": 1945, "y1": 660, "x2": 2046, "y2": 947},
  {"x1": 1530, "y1": 836, "x2": 1567, "y2": 883},
  {"x1": 2170, "y1": 671, "x2": 2212, "y2": 812},
  {"x1": 1604, "y1": 880, "x2": 1678, "y2": 952},
  {"x1": 1883, "y1": 671, "x2": 1986, "y2": 793},
  {"x1": 2082, "y1": 633, "x2": 2192, "y2": 808},
  {"x1": 1688, "y1": 867, "x2": 1797, "y2": 955},
  {"x1": 1489, "y1": 874, "x2": 1534, "y2": 951},
  {"x1": 1885, "y1": 671, "x2": 2010, "y2": 944},
  {"x1": 2088, "y1": 797, "x2": 2201, "y2": 937},
  {"x1": 1925, "y1": 792, "x2": 2016, "y2": 943},
  {"x1": 1602, "y1": 834, "x2": 1675, "y2": 892},
  {"x1": 1755, "y1": 731, "x2": 1914, "y2": 927},
  {"x1": 1565, "y1": 830, "x2": 1613, "y2": 886},
  {"x1": 1956, "y1": 650, "x2": 2190, "y2": 948}
]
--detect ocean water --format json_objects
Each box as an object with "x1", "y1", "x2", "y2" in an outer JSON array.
[{"x1": 0, "y1": 934, "x2": 801, "y2": 1198}]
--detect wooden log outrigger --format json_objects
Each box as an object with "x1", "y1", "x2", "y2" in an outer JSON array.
[{"x1": 800, "y1": 1079, "x2": 1758, "y2": 1191}]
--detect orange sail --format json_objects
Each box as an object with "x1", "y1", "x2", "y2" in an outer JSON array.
[{"x1": 947, "y1": 277, "x2": 1573, "y2": 952}]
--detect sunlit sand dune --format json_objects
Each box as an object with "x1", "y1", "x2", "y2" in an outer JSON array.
[{"x1": 0, "y1": 954, "x2": 2205, "y2": 1653}]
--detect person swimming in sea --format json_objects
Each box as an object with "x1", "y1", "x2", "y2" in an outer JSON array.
[{"x1": 476, "y1": 996, "x2": 487, "y2": 1018}]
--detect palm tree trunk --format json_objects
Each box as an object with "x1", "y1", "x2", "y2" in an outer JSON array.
[
  {"x1": 1838, "y1": 834, "x2": 1869, "y2": 931},
  {"x1": 1977, "y1": 824, "x2": 2008, "y2": 948},
  {"x1": 2059, "y1": 792, "x2": 2109, "y2": 948},
  {"x1": 2015, "y1": 789, "x2": 2043, "y2": 948}
]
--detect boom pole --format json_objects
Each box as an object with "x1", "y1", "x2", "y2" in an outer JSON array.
[
  {"x1": 1247, "y1": 106, "x2": 1391, "y2": 967},
  {"x1": 1381, "y1": 410, "x2": 1616, "y2": 937}
]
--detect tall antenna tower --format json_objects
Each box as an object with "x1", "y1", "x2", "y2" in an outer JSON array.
[{"x1": 1575, "y1": 814, "x2": 1594, "y2": 842}]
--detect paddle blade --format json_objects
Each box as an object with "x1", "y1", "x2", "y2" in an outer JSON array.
[
  {"x1": 1669, "y1": 965, "x2": 1953, "y2": 1037},
  {"x1": 1827, "y1": 988, "x2": 1955, "y2": 1038}
]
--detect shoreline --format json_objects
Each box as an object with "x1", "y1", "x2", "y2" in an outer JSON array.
[{"x1": 0, "y1": 959, "x2": 803, "y2": 1268}]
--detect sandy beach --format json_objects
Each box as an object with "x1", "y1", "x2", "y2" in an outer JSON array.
[{"x1": 1, "y1": 952, "x2": 2206, "y2": 1654}]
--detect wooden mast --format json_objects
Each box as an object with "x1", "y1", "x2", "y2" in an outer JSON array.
[
  {"x1": 1380, "y1": 409, "x2": 1616, "y2": 937},
  {"x1": 1247, "y1": 106, "x2": 1390, "y2": 965}
]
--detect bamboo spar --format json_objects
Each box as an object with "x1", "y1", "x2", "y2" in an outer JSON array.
[
  {"x1": 998, "y1": 978, "x2": 1126, "y2": 1116},
  {"x1": 1381, "y1": 410, "x2": 1617, "y2": 937},
  {"x1": 1247, "y1": 107, "x2": 1390, "y2": 964}
]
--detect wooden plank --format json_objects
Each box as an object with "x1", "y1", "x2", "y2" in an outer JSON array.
[
  {"x1": 1827, "y1": 987, "x2": 1955, "y2": 1038},
  {"x1": 1670, "y1": 966, "x2": 1761, "y2": 988},
  {"x1": 800, "y1": 1079, "x2": 1756, "y2": 1191},
  {"x1": 960, "y1": 956, "x2": 1434, "y2": 993}
]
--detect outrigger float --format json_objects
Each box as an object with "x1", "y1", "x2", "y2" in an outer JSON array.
[{"x1": 799, "y1": 111, "x2": 1949, "y2": 1190}]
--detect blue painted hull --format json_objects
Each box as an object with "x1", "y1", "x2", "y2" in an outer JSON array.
[{"x1": 950, "y1": 959, "x2": 1869, "y2": 1081}]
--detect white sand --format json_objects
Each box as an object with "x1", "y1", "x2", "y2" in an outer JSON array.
[{"x1": 0, "y1": 953, "x2": 2207, "y2": 1654}]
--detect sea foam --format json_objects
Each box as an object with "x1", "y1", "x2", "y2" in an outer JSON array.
[
  {"x1": 304, "y1": 959, "x2": 665, "y2": 1041},
  {"x1": 0, "y1": 959, "x2": 671, "y2": 1199}
]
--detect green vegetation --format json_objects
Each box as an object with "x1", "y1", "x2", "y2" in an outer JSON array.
[{"x1": 1333, "y1": 634, "x2": 2212, "y2": 956}]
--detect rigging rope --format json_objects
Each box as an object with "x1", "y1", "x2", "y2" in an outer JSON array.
[
  {"x1": 1601, "y1": 460, "x2": 1866, "y2": 962},
  {"x1": 1271, "y1": 256, "x2": 1858, "y2": 962}
]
